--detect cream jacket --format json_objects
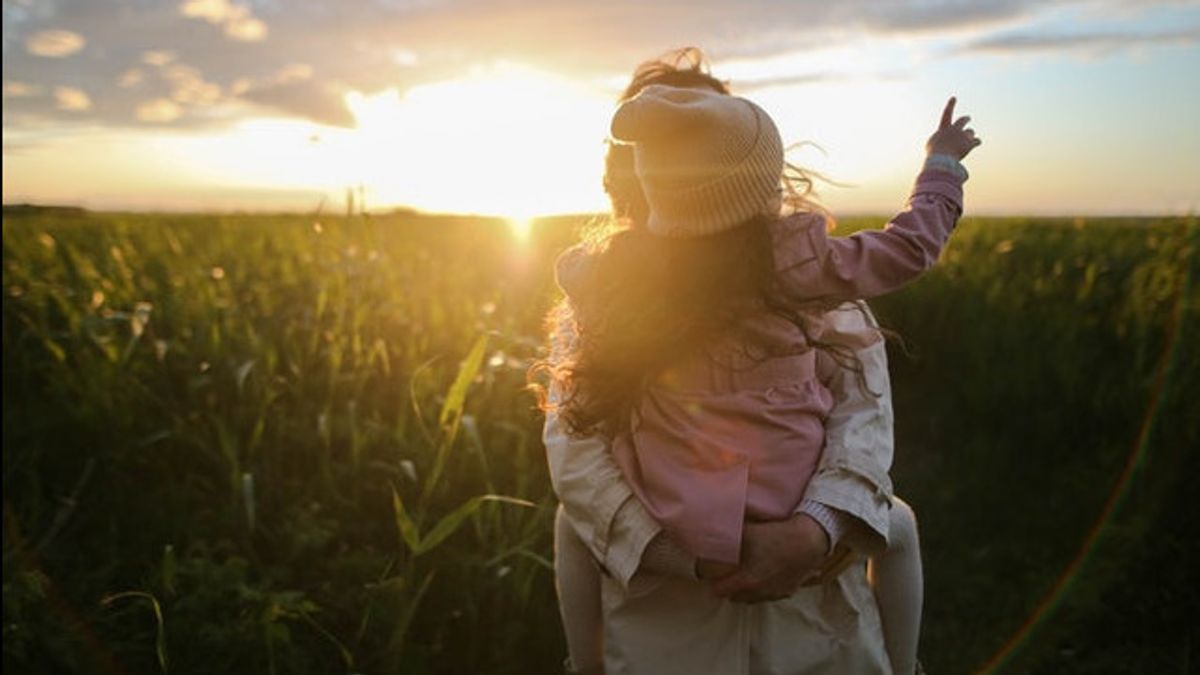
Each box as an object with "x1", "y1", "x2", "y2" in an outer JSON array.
[{"x1": 543, "y1": 302, "x2": 896, "y2": 674}]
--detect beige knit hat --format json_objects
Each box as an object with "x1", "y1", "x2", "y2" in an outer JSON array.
[{"x1": 610, "y1": 84, "x2": 784, "y2": 237}]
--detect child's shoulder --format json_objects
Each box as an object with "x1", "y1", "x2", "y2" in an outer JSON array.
[{"x1": 770, "y1": 211, "x2": 831, "y2": 271}]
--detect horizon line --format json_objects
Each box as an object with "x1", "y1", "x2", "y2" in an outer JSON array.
[{"x1": 2, "y1": 201, "x2": 1196, "y2": 221}]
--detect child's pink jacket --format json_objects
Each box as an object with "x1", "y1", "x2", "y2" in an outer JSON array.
[{"x1": 559, "y1": 168, "x2": 965, "y2": 564}]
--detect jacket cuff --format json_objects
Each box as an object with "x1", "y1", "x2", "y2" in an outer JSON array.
[
  {"x1": 801, "y1": 497, "x2": 849, "y2": 554},
  {"x1": 638, "y1": 531, "x2": 699, "y2": 581},
  {"x1": 802, "y1": 469, "x2": 891, "y2": 556},
  {"x1": 923, "y1": 153, "x2": 969, "y2": 181},
  {"x1": 604, "y1": 496, "x2": 664, "y2": 589}
]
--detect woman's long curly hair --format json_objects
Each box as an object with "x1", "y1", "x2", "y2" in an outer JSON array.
[{"x1": 532, "y1": 48, "x2": 868, "y2": 438}]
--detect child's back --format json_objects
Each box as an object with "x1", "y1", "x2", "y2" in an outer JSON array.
[
  {"x1": 559, "y1": 180, "x2": 960, "y2": 566},
  {"x1": 556, "y1": 84, "x2": 969, "y2": 567}
]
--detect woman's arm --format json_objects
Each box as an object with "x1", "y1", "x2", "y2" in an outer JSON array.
[
  {"x1": 542, "y1": 315, "x2": 671, "y2": 590},
  {"x1": 544, "y1": 405, "x2": 667, "y2": 590},
  {"x1": 800, "y1": 300, "x2": 896, "y2": 556}
]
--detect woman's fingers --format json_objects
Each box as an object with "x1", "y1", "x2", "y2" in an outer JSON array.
[
  {"x1": 953, "y1": 115, "x2": 971, "y2": 129},
  {"x1": 939, "y1": 96, "x2": 957, "y2": 129}
]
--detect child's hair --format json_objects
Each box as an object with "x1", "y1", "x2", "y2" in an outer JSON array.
[{"x1": 531, "y1": 47, "x2": 869, "y2": 438}]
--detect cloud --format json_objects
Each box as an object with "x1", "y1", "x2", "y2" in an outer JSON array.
[
  {"x1": 25, "y1": 29, "x2": 86, "y2": 57},
  {"x1": 118, "y1": 68, "x2": 144, "y2": 88},
  {"x1": 961, "y1": 25, "x2": 1200, "y2": 55},
  {"x1": 136, "y1": 98, "x2": 184, "y2": 123},
  {"x1": 736, "y1": 71, "x2": 902, "y2": 92},
  {"x1": 850, "y1": 0, "x2": 1039, "y2": 33},
  {"x1": 3, "y1": 81, "x2": 41, "y2": 98},
  {"x1": 274, "y1": 63, "x2": 314, "y2": 84},
  {"x1": 223, "y1": 15, "x2": 267, "y2": 42},
  {"x1": 142, "y1": 50, "x2": 178, "y2": 66},
  {"x1": 240, "y1": 80, "x2": 356, "y2": 128},
  {"x1": 54, "y1": 86, "x2": 91, "y2": 111},
  {"x1": 1, "y1": 0, "x2": 1193, "y2": 132},
  {"x1": 162, "y1": 64, "x2": 222, "y2": 104},
  {"x1": 179, "y1": 0, "x2": 241, "y2": 23},
  {"x1": 179, "y1": 0, "x2": 267, "y2": 42}
]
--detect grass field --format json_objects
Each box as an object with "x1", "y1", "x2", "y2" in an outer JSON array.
[{"x1": 3, "y1": 207, "x2": 1197, "y2": 674}]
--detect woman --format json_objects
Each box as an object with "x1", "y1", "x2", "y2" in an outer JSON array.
[{"x1": 542, "y1": 49, "x2": 904, "y2": 674}]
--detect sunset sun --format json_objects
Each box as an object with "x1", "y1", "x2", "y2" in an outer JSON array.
[{"x1": 335, "y1": 62, "x2": 614, "y2": 218}]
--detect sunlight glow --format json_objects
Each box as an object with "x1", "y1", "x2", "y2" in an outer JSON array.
[
  {"x1": 508, "y1": 215, "x2": 535, "y2": 241},
  {"x1": 755, "y1": 78, "x2": 926, "y2": 185},
  {"x1": 7, "y1": 38, "x2": 1196, "y2": 216},
  {"x1": 336, "y1": 62, "x2": 613, "y2": 217}
]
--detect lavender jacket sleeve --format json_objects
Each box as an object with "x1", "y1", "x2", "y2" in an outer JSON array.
[{"x1": 774, "y1": 169, "x2": 964, "y2": 303}]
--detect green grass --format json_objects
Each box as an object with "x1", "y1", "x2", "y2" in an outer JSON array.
[{"x1": 3, "y1": 208, "x2": 1197, "y2": 674}]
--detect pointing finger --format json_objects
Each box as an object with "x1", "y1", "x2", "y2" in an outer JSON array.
[{"x1": 940, "y1": 96, "x2": 956, "y2": 129}]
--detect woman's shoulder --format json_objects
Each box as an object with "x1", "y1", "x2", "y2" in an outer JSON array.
[{"x1": 769, "y1": 211, "x2": 831, "y2": 271}]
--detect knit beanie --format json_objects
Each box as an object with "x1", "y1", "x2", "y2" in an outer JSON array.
[{"x1": 610, "y1": 84, "x2": 784, "y2": 237}]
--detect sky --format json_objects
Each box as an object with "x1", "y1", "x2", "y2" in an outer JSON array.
[{"x1": 2, "y1": 0, "x2": 1199, "y2": 217}]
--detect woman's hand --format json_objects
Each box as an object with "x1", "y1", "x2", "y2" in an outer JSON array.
[
  {"x1": 707, "y1": 514, "x2": 830, "y2": 603},
  {"x1": 696, "y1": 559, "x2": 738, "y2": 581},
  {"x1": 926, "y1": 96, "x2": 981, "y2": 160}
]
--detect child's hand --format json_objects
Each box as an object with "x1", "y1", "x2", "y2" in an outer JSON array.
[{"x1": 926, "y1": 96, "x2": 981, "y2": 161}]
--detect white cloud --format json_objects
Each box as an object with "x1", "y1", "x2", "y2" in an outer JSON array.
[
  {"x1": 3, "y1": 81, "x2": 40, "y2": 98},
  {"x1": 179, "y1": 0, "x2": 267, "y2": 42},
  {"x1": 54, "y1": 87, "x2": 92, "y2": 111},
  {"x1": 142, "y1": 50, "x2": 178, "y2": 67},
  {"x1": 5, "y1": 0, "x2": 1195, "y2": 132},
  {"x1": 230, "y1": 77, "x2": 254, "y2": 95},
  {"x1": 118, "y1": 68, "x2": 145, "y2": 88},
  {"x1": 963, "y1": 25, "x2": 1200, "y2": 55},
  {"x1": 26, "y1": 29, "x2": 86, "y2": 57},
  {"x1": 179, "y1": 0, "x2": 235, "y2": 23},
  {"x1": 136, "y1": 98, "x2": 184, "y2": 123},
  {"x1": 225, "y1": 16, "x2": 267, "y2": 42},
  {"x1": 163, "y1": 64, "x2": 222, "y2": 104},
  {"x1": 274, "y1": 63, "x2": 314, "y2": 84}
]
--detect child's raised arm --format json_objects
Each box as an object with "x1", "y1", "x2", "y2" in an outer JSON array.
[{"x1": 774, "y1": 97, "x2": 982, "y2": 304}]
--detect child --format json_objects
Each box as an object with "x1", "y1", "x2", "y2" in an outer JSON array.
[{"x1": 548, "y1": 84, "x2": 980, "y2": 674}]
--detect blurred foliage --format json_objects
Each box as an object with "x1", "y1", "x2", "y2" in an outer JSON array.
[{"x1": 2, "y1": 209, "x2": 1196, "y2": 673}]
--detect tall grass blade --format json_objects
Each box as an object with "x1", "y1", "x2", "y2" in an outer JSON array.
[
  {"x1": 416, "y1": 494, "x2": 534, "y2": 556},
  {"x1": 385, "y1": 570, "x2": 436, "y2": 665},
  {"x1": 101, "y1": 591, "x2": 169, "y2": 674},
  {"x1": 390, "y1": 485, "x2": 421, "y2": 553},
  {"x1": 422, "y1": 334, "x2": 488, "y2": 501},
  {"x1": 438, "y1": 334, "x2": 488, "y2": 435}
]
